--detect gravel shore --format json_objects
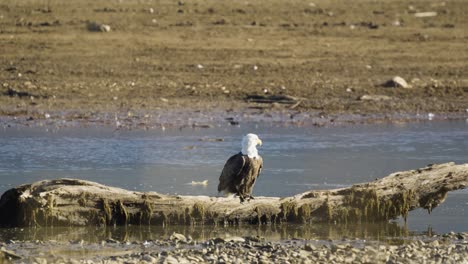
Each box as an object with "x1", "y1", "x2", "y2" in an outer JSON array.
[{"x1": 2, "y1": 232, "x2": 467, "y2": 264}]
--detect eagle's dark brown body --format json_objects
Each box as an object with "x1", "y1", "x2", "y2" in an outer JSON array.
[{"x1": 217, "y1": 152, "x2": 263, "y2": 202}]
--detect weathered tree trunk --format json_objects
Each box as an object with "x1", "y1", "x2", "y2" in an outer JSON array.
[{"x1": 0, "y1": 162, "x2": 466, "y2": 227}]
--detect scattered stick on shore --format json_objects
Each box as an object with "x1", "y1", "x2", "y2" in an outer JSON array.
[{"x1": 0, "y1": 163, "x2": 466, "y2": 227}]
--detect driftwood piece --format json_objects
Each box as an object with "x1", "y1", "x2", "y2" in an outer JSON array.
[
  {"x1": 0, "y1": 163, "x2": 466, "y2": 227},
  {"x1": 245, "y1": 94, "x2": 302, "y2": 105}
]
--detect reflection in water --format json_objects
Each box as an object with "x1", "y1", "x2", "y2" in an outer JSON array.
[{"x1": 0, "y1": 222, "x2": 412, "y2": 243}]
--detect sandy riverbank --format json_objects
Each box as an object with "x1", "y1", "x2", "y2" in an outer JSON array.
[{"x1": 1, "y1": 0, "x2": 467, "y2": 126}]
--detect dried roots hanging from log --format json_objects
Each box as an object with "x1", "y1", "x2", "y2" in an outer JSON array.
[{"x1": 0, "y1": 163, "x2": 466, "y2": 227}]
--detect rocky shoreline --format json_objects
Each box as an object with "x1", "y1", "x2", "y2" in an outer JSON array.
[
  {"x1": 1, "y1": 232, "x2": 467, "y2": 263},
  {"x1": 1, "y1": 106, "x2": 467, "y2": 132}
]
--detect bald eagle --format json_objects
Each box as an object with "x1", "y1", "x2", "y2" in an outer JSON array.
[{"x1": 218, "y1": 133, "x2": 263, "y2": 203}]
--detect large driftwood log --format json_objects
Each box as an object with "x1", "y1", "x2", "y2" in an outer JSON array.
[{"x1": 0, "y1": 162, "x2": 467, "y2": 227}]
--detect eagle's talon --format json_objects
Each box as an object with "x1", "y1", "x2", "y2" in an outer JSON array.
[{"x1": 239, "y1": 196, "x2": 245, "y2": 203}]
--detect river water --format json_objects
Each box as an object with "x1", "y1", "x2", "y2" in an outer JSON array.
[{"x1": 0, "y1": 120, "x2": 467, "y2": 240}]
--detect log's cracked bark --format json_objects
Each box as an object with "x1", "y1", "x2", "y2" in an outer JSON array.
[{"x1": 0, "y1": 162, "x2": 466, "y2": 227}]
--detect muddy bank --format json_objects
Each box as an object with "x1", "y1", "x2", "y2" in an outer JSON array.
[
  {"x1": 1, "y1": 232, "x2": 467, "y2": 263},
  {"x1": 1, "y1": 105, "x2": 467, "y2": 131},
  {"x1": 1, "y1": 0, "x2": 467, "y2": 125}
]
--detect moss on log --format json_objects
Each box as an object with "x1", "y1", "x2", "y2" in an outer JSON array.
[{"x1": 0, "y1": 163, "x2": 467, "y2": 227}]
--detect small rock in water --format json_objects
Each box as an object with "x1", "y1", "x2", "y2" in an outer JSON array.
[
  {"x1": 212, "y1": 237, "x2": 225, "y2": 244},
  {"x1": 106, "y1": 238, "x2": 118, "y2": 243},
  {"x1": 190, "y1": 180, "x2": 208, "y2": 186},
  {"x1": 304, "y1": 243, "x2": 316, "y2": 251},
  {"x1": 382, "y1": 76, "x2": 410, "y2": 88},
  {"x1": 225, "y1": 236, "x2": 246, "y2": 243},
  {"x1": 170, "y1": 232, "x2": 187, "y2": 243},
  {"x1": 428, "y1": 113, "x2": 435, "y2": 120}
]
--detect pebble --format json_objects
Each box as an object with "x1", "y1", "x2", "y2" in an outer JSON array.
[
  {"x1": 170, "y1": 232, "x2": 188, "y2": 243},
  {"x1": 1, "y1": 233, "x2": 468, "y2": 264},
  {"x1": 414, "y1": 12, "x2": 437, "y2": 18},
  {"x1": 360, "y1": 94, "x2": 392, "y2": 101},
  {"x1": 304, "y1": 243, "x2": 316, "y2": 251},
  {"x1": 383, "y1": 76, "x2": 410, "y2": 88},
  {"x1": 141, "y1": 254, "x2": 157, "y2": 262},
  {"x1": 392, "y1": 20, "x2": 401, "y2": 26},
  {"x1": 162, "y1": 255, "x2": 179, "y2": 264},
  {"x1": 87, "y1": 22, "x2": 111, "y2": 32},
  {"x1": 225, "y1": 236, "x2": 246, "y2": 243}
]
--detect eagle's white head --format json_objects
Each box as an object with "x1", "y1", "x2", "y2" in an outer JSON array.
[{"x1": 241, "y1": 133, "x2": 262, "y2": 158}]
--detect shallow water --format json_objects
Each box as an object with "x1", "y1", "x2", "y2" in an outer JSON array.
[
  {"x1": 0, "y1": 120, "x2": 467, "y2": 238},
  {"x1": 0, "y1": 222, "x2": 412, "y2": 243}
]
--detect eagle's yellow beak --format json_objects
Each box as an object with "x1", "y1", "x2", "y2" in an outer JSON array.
[{"x1": 257, "y1": 139, "x2": 263, "y2": 146}]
